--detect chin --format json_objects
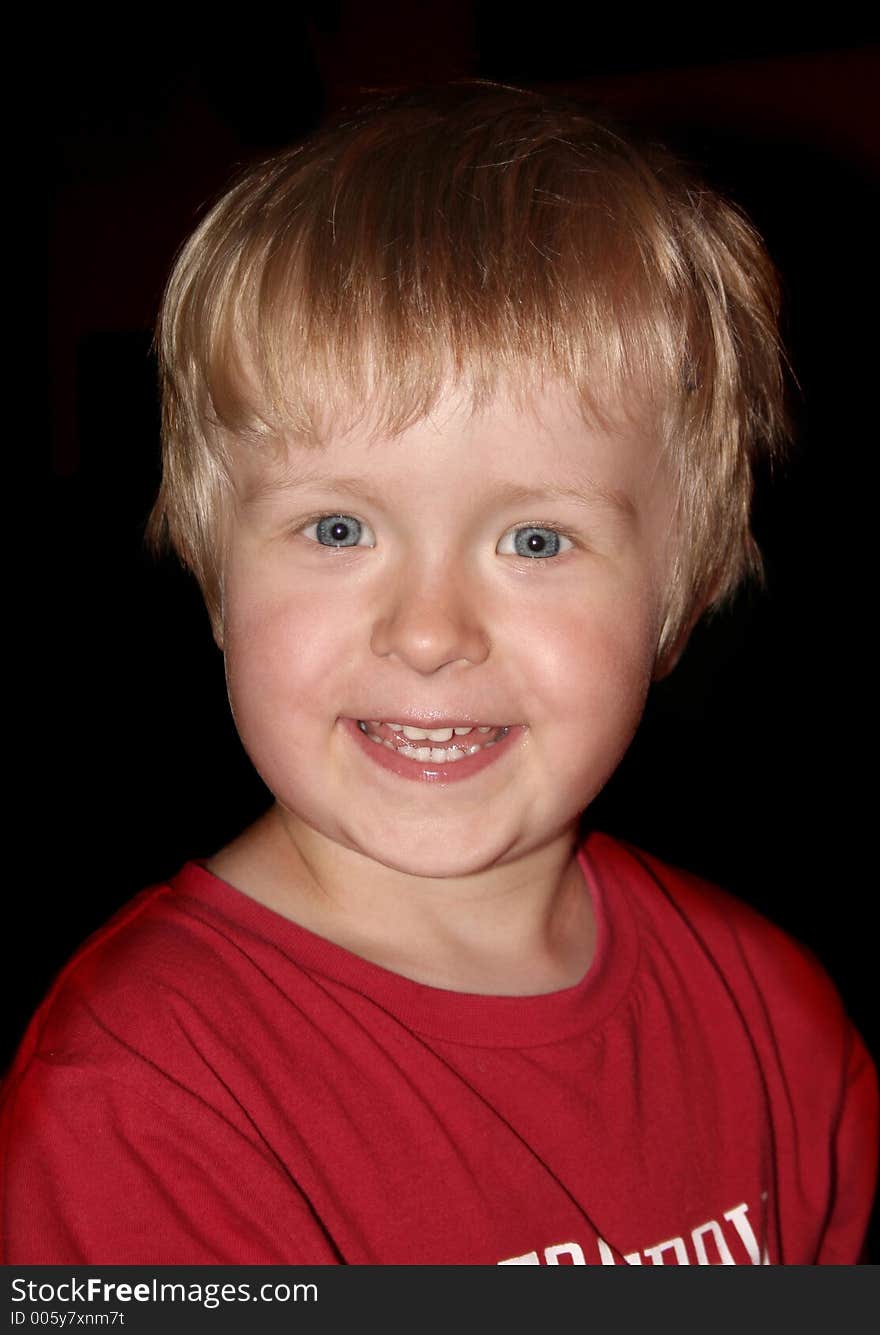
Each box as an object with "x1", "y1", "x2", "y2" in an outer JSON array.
[
  {"x1": 368, "y1": 848, "x2": 495, "y2": 881},
  {"x1": 344, "y1": 829, "x2": 516, "y2": 882}
]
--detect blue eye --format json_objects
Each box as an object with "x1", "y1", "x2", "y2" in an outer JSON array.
[
  {"x1": 305, "y1": 515, "x2": 375, "y2": 547},
  {"x1": 497, "y1": 526, "x2": 572, "y2": 558}
]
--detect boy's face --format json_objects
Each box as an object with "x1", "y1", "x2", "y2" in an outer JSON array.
[{"x1": 219, "y1": 384, "x2": 674, "y2": 882}]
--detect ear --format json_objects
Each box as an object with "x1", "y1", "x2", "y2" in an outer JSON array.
[
  {"x1": 208, "y1": 590, "x2": 225, "y2": 653},
  {"x1": 651, "y1": 597, "x2": 712, "y2": 681},
  {"x1": 652, "y1": 629, "x2": 691, "y2": 680}
]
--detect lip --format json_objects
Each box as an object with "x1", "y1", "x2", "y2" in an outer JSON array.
[
  {"x1": 357, "y1": 715, "x2": 504, "y2": 730},
  {"x1": 341, "y1": 716, "x2": 523, "y2": 784}
]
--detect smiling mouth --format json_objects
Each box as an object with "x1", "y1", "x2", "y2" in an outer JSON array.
[{"x1": 356, "y1": 719, "x2": 511, "y2": 764}]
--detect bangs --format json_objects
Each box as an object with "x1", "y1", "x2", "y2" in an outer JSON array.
[{"x1": 161, "y1": 89, "x2": 770, "y2": 449}]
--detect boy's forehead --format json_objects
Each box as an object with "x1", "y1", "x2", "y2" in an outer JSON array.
[{"x1": 231, "y1": 380, "x2": 662, "y2": 503}]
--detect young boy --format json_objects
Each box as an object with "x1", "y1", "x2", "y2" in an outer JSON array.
[{"x1": 3, "y1": 83, "x2": 877, "y2": 1265}]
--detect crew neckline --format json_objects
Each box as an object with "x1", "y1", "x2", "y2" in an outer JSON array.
[{"x1": 171, "y1": 831, "x2": 640, "y2": 1048}]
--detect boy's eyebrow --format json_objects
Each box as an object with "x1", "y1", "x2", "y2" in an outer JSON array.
[
  {"x1": 243, "y1": 468, "x2": 637, "y2": 521},
  {"x1": 481, "y1": 479, "x2": 637, "y2": 521}
]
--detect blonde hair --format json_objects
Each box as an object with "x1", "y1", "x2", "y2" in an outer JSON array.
[{"x1": 148, "y1": 82, "x2": 788, "y2": 666}]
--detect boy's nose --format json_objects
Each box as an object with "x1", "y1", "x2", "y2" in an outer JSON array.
[{"x1": 370, "y1": 563, "x2": 491, "y2": 674}]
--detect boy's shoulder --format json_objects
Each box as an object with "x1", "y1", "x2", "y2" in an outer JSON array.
[
  {"x1": 8, "y1": 871, "x2": 235, "y2": 1075},
  {"x1": 1, "y1": 866, "x2": 294, "y2": 1153},
  {"x1": 588, "y1": 828, "x2": 822, "y2": 968},
  {"x1": 584, "y1": 830, "x2": 861, "y2": 1066}
]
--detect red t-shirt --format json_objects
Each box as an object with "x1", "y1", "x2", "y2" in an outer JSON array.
[{"x1": 1, "y1": 833, "x2": 876, "y2": 1264}]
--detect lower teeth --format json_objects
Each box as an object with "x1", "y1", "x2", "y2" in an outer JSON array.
[{"x1": 399, "y1": 744, "x2": 471, "y2": 762}]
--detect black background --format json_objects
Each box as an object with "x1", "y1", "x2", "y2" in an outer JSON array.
[{"x1": 21, "y1": 4, "x2": 880, "y2": 1253}]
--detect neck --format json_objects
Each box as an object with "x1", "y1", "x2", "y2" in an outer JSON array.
[{"x1": 207, "y1": 804, "x2": 596, "y2": 995}]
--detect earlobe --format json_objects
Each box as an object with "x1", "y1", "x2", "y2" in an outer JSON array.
[
  {"x1": 210, "y1": 582, "x2": 226, "y2": 652},
  {"x1": 652, "y1": 609, "x2": 681, "y2": 682},
  {"x1": 652, "y1": 636, "x2": 687, "y2": 681},
  {"x1": 652, "y1": 598, "x2": 710, "y2": 681},
  {"x1": 207, "y1": 603, "x2": 225, "y2": 652}
]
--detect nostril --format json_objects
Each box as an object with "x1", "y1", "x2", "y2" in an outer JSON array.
[{"x1": 370, "y1": 606, "x2": 490, "y2": 671}]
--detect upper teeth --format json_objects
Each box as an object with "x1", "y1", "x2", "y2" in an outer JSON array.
[
  {"x1": 366, "y1": 721, "x2": 493, "y2": 741},
  {"x1": 403, "y1": 725, "x2": 457, "y2": 742}
]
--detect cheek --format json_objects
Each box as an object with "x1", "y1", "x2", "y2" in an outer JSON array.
[
  {"x1": 505, "y1": 586, "x2": 659, "y2": 717},
  {"x1": 515, "y1": 598, "x2": 657, "y2": 808},
  {"x1": 222, "y1": 577, "x2": 359, "y2": 725}
]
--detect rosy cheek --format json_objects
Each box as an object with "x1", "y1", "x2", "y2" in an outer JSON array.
[
  {"x1": 223, "y1": 572, "x2": 360, "y2": 715},
  {"x1": 514, "y1": 588, "x2": 655, "y2": 695}
]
